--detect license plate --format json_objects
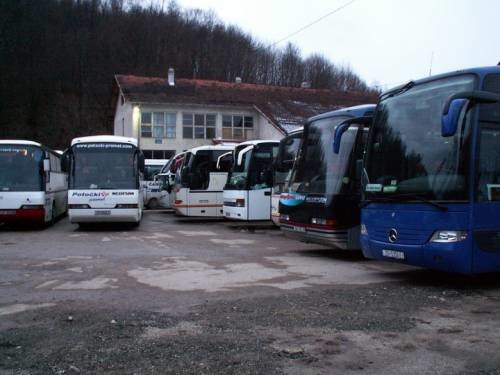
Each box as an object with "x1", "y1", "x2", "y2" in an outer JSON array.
[
  {"x1": 0, "y1": 210, "x2": 15, "y2": 215},
  {"x1": 225, "y1": 212, "x2": 230, "y2": 217},
  {"x1": 94, "y1": 210, "x2": 111, "y2": 216},
  {"x1": 293, "y1": 226, "x2": 306, "y2": 232},
  {"x1": 382, "y1": 249, "x2": 405, "y2": 260}
]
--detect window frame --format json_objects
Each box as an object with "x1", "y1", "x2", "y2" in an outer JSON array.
[
  {"x1": 182, "y1": 113, "x2": 217, "y2": 139},
  {"x1": 222, "y1": 115, "x2": 254, "y2": 140},
  {"x1": 141, "y1": 111, "x2": 177, "y2": 139}
]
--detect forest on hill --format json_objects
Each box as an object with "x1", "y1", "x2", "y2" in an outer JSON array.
[{"x1": 0, "y1": 0, "x2": 377, "y2": 148}]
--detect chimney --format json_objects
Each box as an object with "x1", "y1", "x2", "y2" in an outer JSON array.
[
  {"x1": 300, "y1": 81, "x2": 311, "y2": 89},
  {"x1": 235, "y1": 77, "x2": 242, "y2": 84},
  {"x1": 168, "y1": 68, "x2": 175, "y2": 87}
]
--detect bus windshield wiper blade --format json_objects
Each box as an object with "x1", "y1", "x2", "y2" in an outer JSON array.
[
  {"x1": 381, "y1": 81, "x2": 415, "y2": 100},
  {"x1": 361, "y1": 194, "x2": 448, "y2": 211}
]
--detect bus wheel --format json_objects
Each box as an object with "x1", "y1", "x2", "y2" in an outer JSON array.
[{"x1": 147, "y1": 198, "x2": 159, "y2": 209}]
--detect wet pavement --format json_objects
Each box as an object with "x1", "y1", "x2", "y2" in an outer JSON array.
[{"x1": 1, "y1": 211, "x2": 500, "y2": 374}]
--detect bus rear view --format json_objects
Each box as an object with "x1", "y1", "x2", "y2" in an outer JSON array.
[
  {"x1": 64, "y1": 136, "x2": 145, "y2": 225},
  {"x1": 279, "y1": 105, "x2": 375, "y2": 249},
  {"x1": 361, "y1": 66, "x2": 500, "y2": 274}
]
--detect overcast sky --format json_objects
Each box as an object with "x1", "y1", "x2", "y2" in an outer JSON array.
[{"x1": 169, "y1": 0, "x2": 499, "y2": 90}]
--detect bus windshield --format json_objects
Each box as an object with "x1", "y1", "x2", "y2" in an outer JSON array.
[
  {"x1": 288, "y1": 116, "x2": 357, "y2": 198},
  {"x1": 274, "y1": 132, "x2": 302, "y2": 194},
  {"x1": 0, "y1": 145, "x2": 44, "y2": 191},
  {"x1": 70, "y1": 143, "x2": 138, "y2": 190},
  {"x1": 144, "y1": 164, "x2": 163, "y2": 181},
  {"x1": 180, "y1": 150, "x2": 229, "y2": 190},
  {"x1": 364, "y1": 74, "x2": 476, "y2": 201},
  {"x1": 226, "y1": 143, "x2": 278, "y2": 190}
]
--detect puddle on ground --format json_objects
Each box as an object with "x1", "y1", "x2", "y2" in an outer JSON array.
[
  {"x1": 177, "y1": 230, "x2": 217, "y2": 236},
  {"x1": 54, "y1": 276, "x2": 118, "y2": 290},
  {"x1": 0, "y1": 303, "x2": 55, "y2": 316},
  {"x1": 127, "y1": 255, "x2": 405, "y2": 293}
]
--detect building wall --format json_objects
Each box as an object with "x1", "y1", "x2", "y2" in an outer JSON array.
[
  {"x1": 113, "y1": 95, "x2": 285, "y2": 158},
  {"x1": 113, "y1": 95, "x2": 135, "y2": 138},
  {"x1": 257, "y1": 114, "x2": 286, "y2": 140}
]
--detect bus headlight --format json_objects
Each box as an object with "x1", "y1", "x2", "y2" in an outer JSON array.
[
  {"x1": 311, "y1": 218, "x2": 336, "y2": 226},
  {"x1": 430, "y1": 230, "x2": 467, "y2": 243},
  {"x1": 236, "y1": 199, "x2": 245, "y2": 207},
  {"x1": 361, "y1": 223, "x2": 368, "y2": 235}
]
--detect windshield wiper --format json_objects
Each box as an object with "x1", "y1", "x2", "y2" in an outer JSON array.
[
  {"x1": 361, "y1": 193, "x2": 448, "y2": 211},
  {"x1": 381, "y1": 81, "x2": 415, "y2": 100}
]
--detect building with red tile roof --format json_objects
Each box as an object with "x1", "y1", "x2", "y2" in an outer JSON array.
[{"x1": 113, "y1": 71, "x2": 376, "y2": 159}]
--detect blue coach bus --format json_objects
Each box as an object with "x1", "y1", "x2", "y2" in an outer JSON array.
[{"x1": 360, "y1": 66, "x2": 500, "y2": 274}]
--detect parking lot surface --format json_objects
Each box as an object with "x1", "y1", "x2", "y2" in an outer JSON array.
[{"x1": 1, "y1": 211, "x2": 500, "y2": 374}]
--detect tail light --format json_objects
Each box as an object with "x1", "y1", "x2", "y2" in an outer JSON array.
[
  {"x1": 69, "y1": 204, "x2": 90, "y2": 209},
  {"x1": 20, "y1": 205, "x2": 44, "y2": 210},
  {"x1": 174, "y1": 200, "x2": 183, "y2": 205},
  {"x1": 116, "y1": 204, "x2": 138, "y2": 208}
]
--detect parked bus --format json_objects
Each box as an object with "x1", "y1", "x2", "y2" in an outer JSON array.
[
  {"x1": 279, "y1": 105, "x2": 375, "y2": 249},
  {"x1": 271, "y1": 129, "x2": 303, "y2": 226},
  {"x1": 223, "y1": 140, "x2": 279, "y2": 221},
  {"x1": 173, "y1": 145, "x2": 234, "y2": 217},
  {"x1": 142, "y1": 159, "x2": 169, "y2": 209},
  {"x1": 62, "y1": 135, "x2": 145, "y2": 225},
  {"x1": 0, "y1": 140, "x2": 67, "y2": 225},
  {"x1": 154, "y1": 152, "x2": 187, "y2": 209},
  {"x1": 360, "y1": 66, "x2": 500, "y2": 274}
]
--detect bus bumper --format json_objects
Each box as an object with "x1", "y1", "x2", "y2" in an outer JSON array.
[
  {"x1": 0, "y1": 208, "x2": 45, "y2": 224},
  {"x1": 360, "y1": 235, "x2": 473, "y2": 274},
  {"x1": 69, "y1": 208, "x2": 141, "y2": 223},
  {"x1": 223, "y1": 205, "x2": 247, "y2": 220},
  {"x1": 280, "y1": 223, "x2": 360, "y2": 250}
]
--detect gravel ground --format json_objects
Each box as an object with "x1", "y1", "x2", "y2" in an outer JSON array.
[{"x1": 1, "y1": 212, "x2": 500, "y2": 374}]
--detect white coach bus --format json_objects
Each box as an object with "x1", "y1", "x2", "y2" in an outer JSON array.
[
  {"x1": 173, "y1": 145, "x2": 234, "y2": 217},
  {"x1": 62, "y1": 135, "x2": 145, "y2": 225},
  {"x1": 223, "y1": 140, "x2": 279, "y2": 221},
  {"x1": 0, "y1": 140, "x2": 67, "y2": 225}
]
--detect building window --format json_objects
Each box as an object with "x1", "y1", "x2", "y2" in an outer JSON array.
[
  {"x1": 222, "y1": 115, "x2": 254, "y2": 140},
  {"x1": 141, "y1": 112, "x2": 152, "y2": 137},
  {"x1": 142, "y1": 150, "x2": 176, "y2": 159},
  {"x1": 141, "y1": 111, "x2": 176, "y2": 138},
  {"x1": 183, "y1": 113, "x2": 216, "y2": 139}
]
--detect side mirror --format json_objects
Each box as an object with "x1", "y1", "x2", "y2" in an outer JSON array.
[
  {"x1": 333, "y1": 124, "x2": 350, "y2": 154},
  {"x1": 138, "y1": 153, "x2": 145, "y2": 172},
  {"x1": 441, "y1": 98, "x2": 467, "y2": 137},
  {"x1": 43, "y1": 159, "x2": 50, "y2": 172},
  {"x1": 442, "y1": 90, "x2": 500, "y2": 137},
  {"x1": 355, "y1": 159, "x2": 363, "y2": 181},
  {"x1": 332, "y1": 115, "x2": 373, "y2": 154},
  {"x1": 61, "y1": 150, "x2": 70, "y2": 172}
]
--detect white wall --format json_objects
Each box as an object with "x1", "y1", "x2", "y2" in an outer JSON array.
[
  {"x1": 257, "y1": 115, "x2": 285, "y2": 140},
  {"x1": 113, "y1": 90, "x2": 286, "y2": 156},
  {"x1": 113, "y1": 96, "x2": 134, "y2": 138}
]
